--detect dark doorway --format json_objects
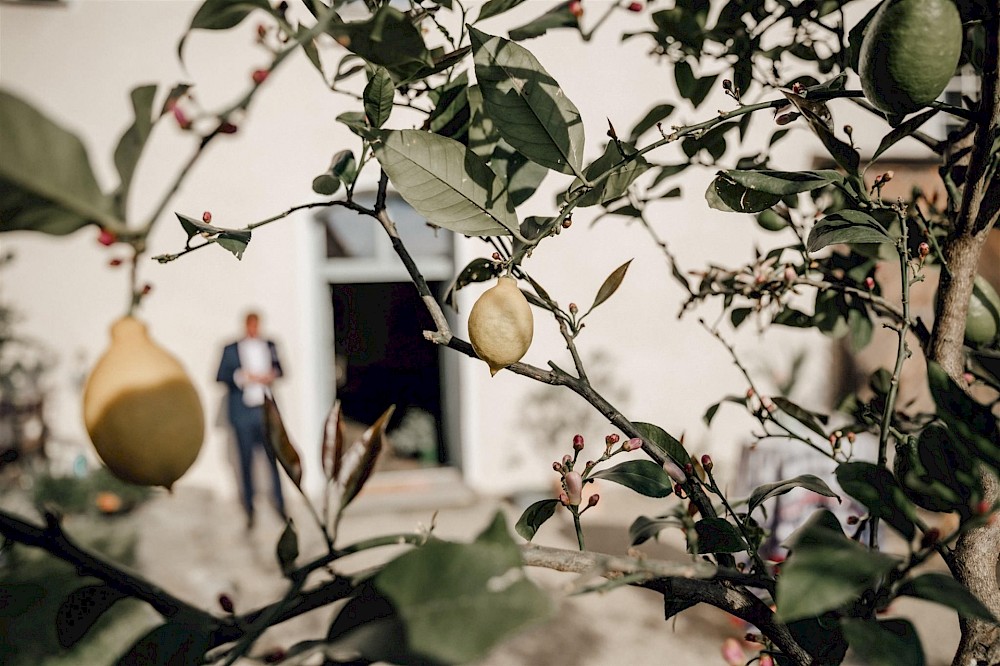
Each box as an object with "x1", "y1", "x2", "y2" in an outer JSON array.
[{"x1": 331, "y1": 281, "x2": 445, "y2": 467}]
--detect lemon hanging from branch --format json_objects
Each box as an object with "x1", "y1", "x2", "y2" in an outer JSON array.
[
  {"x1": 83, "y1": 317, "x2": 204, "y2": 489},
  {"x1": 468, "y1": 276, "x2": 534, "y2": 376}
]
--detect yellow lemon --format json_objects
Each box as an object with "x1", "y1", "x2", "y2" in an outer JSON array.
[
  {"x1": 468, "y1": 276, "x2": 533, "y2": 376},
  {"x1": 83, "y1": 317, "x2": 204, "y2": 489},
  {"x1": 859, "y1": 0, "x2": 962, "y2": 115}
]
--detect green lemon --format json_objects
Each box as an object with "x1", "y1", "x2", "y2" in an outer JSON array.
[
  {"x1": 965, "y1": 275, "x2": 1000, "y2": 347},
  {"x1": 858, "y1": 0, "x2": 962, "y2": 115},
  {"x1": 756, "y1": 209, "x2": 788, "y2": 232}
]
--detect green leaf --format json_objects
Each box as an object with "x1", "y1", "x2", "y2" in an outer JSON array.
[
  {"x1": 592, "y1": 460, "x2": 674, "y2": 498},
  {"x1": 709, "y1": 174, "x2": 781, "y2": 213},
  {"x1": 56, "y1": 584, "x2": 128, "y2": 649},
  {"x1": 312, "y1": 174, "x2": 341, "y2": 196},
  {"x1": 443, "y1": 257, "x2": 498, "y2": 310},
  {"x1": 324, "y1": 583, "x2": 415, "y2": 665},
  {"x1": 174, "y1": 212, "x2": 251, "y2": 260},
  {"x1": 363, "y1": 66, "x2": 394, "y2": 129},
  {"x1": 477, "y1": 0, "x2": 529, "y2": 21},
  {"x1": 491, "y1": 140, "x2": 548, "y2": 207},
  {"x1": 508, "y1": 2, "x2": 579, "y2": 41},
  {"x1": 870, "y1": 109, "x2": 938, "y2": 164},
  {"x1": 336, "y1": 111, "x2": 369, "y2": 137},
  {"x1": 571, "y1": 141, "x2": 650, "y2": 207},
  {"x1": 178, "y1": 0, "x2": 272, "y2": 60},
  {"x1": 747, "y1": 474, "x2": 840, "y2": 516},
  {"x1": 721, "y1": 169, "x2": 844, "y2": 195},
  {"x1": 629, "y1": 103, "x2": 675, "y2": 142},
  {"x1": 632, "y1": 421, "x2": 690, "y2": 468},
  {"x1": 327, "y1": 7, "x2": 433, "y2": 74},
  {"x1": 629, "y1": 515, "x2": 678, "y2": 546},
  {"x1": 772, "y1": 396, "x2": 829, "y2": 440},
  {"x1": 927, "y1": 361, "x2": 1000, "y2": 471},
  {"x1": 841, "y1": 619, "x2": 925, "y2": 666},
  {"x1": 776, "y1": 543, "x2": 899, "y2": 622},
  {"x1": 730, "y1": 307, "x2": 753, "y2": 329},
  {"x1": 113, "y1": 84, "x2": 157, "y2": 218},
  {"x1": 897, "y1": 573, "x2": 997, "y2": 621},
  {"x1": 515, "y1": 498, "x2": 559, "y2": 541},
  {"x1": 427, "y1": 72, "x2": 471, "y2": 141},
  {"x1": 782, "y1": 90, "x2": 860, "y2": 175},
  {"x1": 783, "y1": 508, "x2": 847, "y2": 551},
  {"x1": 115, "y1": 622, "x2": 213, "y2": 666},
  {"x1": 376, "y1": 512, "x2": 552, "y2": 664},
  {"x1": 467, "y1": 84, "x2": 500, "y2": 159},
  {"x1": 693, "y1": 517, "x2": 746, "y2": 554},
  {"x1": 471, "y1": 27, "x2": 585, "y2": 175},
  {"x1": 836, "y1": 462, "x2": 916, "y2": 541},
  {"x1": 276, "y1": 519, "x2": 299, "y2": 575},
  {"x1": 807, "y1": 210, "x2": 893, "y2": 252},
  {"x1": 589, "y1": 259, "x2": 632, "y2": 312},
  {"x1": 0, "y1": 89, "x2": 119, "y2": 235},
  {"x1": 371, "y1": 129, "x2": 520, "y2": 237}
]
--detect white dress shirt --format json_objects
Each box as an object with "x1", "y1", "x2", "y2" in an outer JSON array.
[{"x1": 236, "y1": 337, "x2": 272, "y2": 407}]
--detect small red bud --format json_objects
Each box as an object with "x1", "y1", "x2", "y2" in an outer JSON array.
[
  {"x1": 252, "y1": 68, "x2": 270, "y2": 84},
  {"x1": 172, "y1": 105, "x2": 191, "y2": 130},
  {"x1": 562, "y1": 454, "x2": 572, "y2": 466},
  {"x1": 141, "y1": 283, "x2": 153, "y2": 295},
  {"x1": 784, "y1": 265, "x2": 796, "y2": 283},
  {"x1": 746, "y1": 387, "x2": 755, "y2": 399},
  {"x1": 569, "y1": 302, "x2": 579, "y2": 315},
  {"x1": 847, "y1": 515, "x2": 859, "y2": 525},
  {"x1": 559, "y1": 492, "x2": 570, "y2": 505},
  {"x1": 108, "y1": 258, "x2": 123, "y2": 267},
  {"x1": 263, "y1": 648, "x2": 286, "y2": 664},
  {"x1": 881, "y1": 170, "x2": 894, "y2": 183},
  {"x1": 97, "y1": 229, "x2": 117, "y2": 246},
  {"x1": 202, "y1": 211, "x2": 213, "y2": 223},
  {"x1": 791, "y1": 82, "x2": 805, "y2": 94},
  {"x1": 256, "y1": 23, "x2": 267, "y2": 39},
  {"x1": 674, "y1": 483, "x2": 686, "y2": 498},
  {"x1": 572, "y1": 434, "x2": 585, "y2": 451},
  {"x1": 568, "y1": 0, "x2": 583, "y2": 18},
  {"x1": 918, "y1": 242, "x2": 930, "y2": 259},
  {"x1": 963, "y1": 372, "x2": 975, "y2": 385},
  {"x1": 760, "y1": 655, "x2": 775, "y2": 666},
  {"x1": 606, "y1": 433, "x2": 620, "y2": 446},
  {"x1": 218, "y1": 594, "x2": 235, "y2": 613},
  {"x1": 700, "y1": 454, "x2": 713, "y2": 472},
  {"x1": 561, "y1": 217, "x2": 573, "y2": 229},
  {"x1": 846, "y1": 431, "x2": 856, "y2": 443},
  {"x1": 974, "y1": 500, "x2": 991, "y2": 516},
  {"x1": 865, "y1": 276, "x2": 875, "y2": 290},
  {"x1": 491, "y1": 252, "x2": 501, "y2": 261},
  {"x1": 722, "y1": 79, "x2": 733, "y2": 91},
  {"x1": 684, "y1": 463, "x2": 694, "y2": 476},
  {"x1": 920, "y1": 528, "x2": 940, "y2": 549},
  {"x1": 587, "y1": 493, "x2": 600, "y2": 508},
  {"x1": 627, "y1": 1, "x2": 642, "y2": 11},
  {"x1": 829, "y1": 433, "x2": 838, "y2": 446},
  {"x1": 218, "y1": 121, "x2": 238, "y2": 134}
]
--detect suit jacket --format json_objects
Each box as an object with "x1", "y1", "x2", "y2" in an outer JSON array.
[{"x1": 216, "y1": 339, "x2": 282, "y2": 426}]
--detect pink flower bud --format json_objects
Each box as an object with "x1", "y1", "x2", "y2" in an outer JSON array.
[
  {"x1": 847, "y1": 515, "x2": 859, "y2": 525},
  {"x1": 564, "y1": 471, "x2": 583, "y2": 506},
  {"x1": 623, "y1": 437, "x2": 643, "y2": 452},
  {"x1": 202, "y1": 211, "x2": 212, "y2": 223},
  {"x1": 562, "y1": 454, "x2": 572, "y2": 466},
  {"x1": 587, "y1": 493, "x2": 600, "y2": 508},
  {"x1": 252, "y1": 68, "x2": 269, "y2": 84},
  {"x1": 491, "y1": 252, "x2": 501, "y2": 261},
  {"x1": 674, "y1": 483, "x2": 686, "y2": 498},
  {"x1": 918, "y1": 242, "x2": 930, "y2": 259},
  {"x1": 97, "y1": 229, "x2": 116, "y2": 246},
  {"x1": 784, "y1": 265, "x2": 796, "y2": 283},
  {"x1": 760, "y1": 655, "x2": 775, "y2": 666},
  {"x1": 963, "y1": 372, "x2": 975, "y2": 385},
  {"x1": 569, "y1": 302, "x2": 579, "y2": 315},
  {"x1": 568, "y1": 0, "x2": 583, "y2": 18},
  {"x1": 172, "y1": 105, "x2": 191, "y2": 130},
  {"x1": 605, "y1": 433, "x2": 620, "y2": 446},
  {"x1": 559, "y1": 492, "x2": 570, "y2": 506},
  {"x1": 684, "y1": 463, "x2": 694, "y2": 476},
  {"x1": 700, "y1": 454, "x2": 713, "y2": 472},
  {"x1": 847, "y1": 431, "x2": 856, "y2": 443},
  {"x1": 561, "y1": 217, "x2": 573, "y2": 229},
  {"x1": 663, "y1": 460, "x2": 686, "y2": 483},
  {"x1": 627, "y1": 1, "x2": 642, "y2": 11},
  {"x1": 552, "y1": 461, "x2": 562, "y2": 472},
  {"x1": 721, "y1": 637, "x2": 744, "y2": 665},
  {"x1": 865, "y1": 276, "x2": 875, "y2": 290},
  {"x1": 572, "y1": 434, "x2": 585, "y2": 450}
]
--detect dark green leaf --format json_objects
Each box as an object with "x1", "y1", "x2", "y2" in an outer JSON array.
[
  {"x1": 776, "y1": 543, "x2": 899, "y2": 622},
  {"x1": 629, "y1": 103, "x2": 675, "y2": 142},
  {"x1": 327, "y1": 7, "x2": 433, "y2": 74},
  {"x1": 0, "y1": 89, "x2": 119, "y2": 235},
  {"x1": 515, "y1": 499, "x2": 559, "y2": 541},
  {"x1": 783, "y1": 508, "x2": 847, "y2": 551},
  {"x1": 747, "y1": 474, "x2": 839, "y2": 516},
  {"x1": 571, "y1": 141, "x2": 650, "y2": 207},
  {"x1": 710, "y1": 174, "x2": 781, "y2": 213},
  {"x1": 427, "y1": 72, "x2": 471, "y2": 141},
  {"x1": 363, "y1": 66, "x2": 394, "y2": 129},
  {"x1": 836, "y1": 462, "x2": 916, "y2": 541},
  {"x1": 477, "y1": 0, "x2": 528, "y2": 21},
  {"x1": 371, "y1": 129, "x2": 520, "y2": 237},
  {"x1": 56, "y1": 584, "x2": 128, "y2": 649},
  {"x1": 325, "y1": 582, "x2": 414, "y2": 665},
  {"x1": 276, "y1": 519, "x2": 299, "y2": 575},
  {"x1": 897, "y1": 573, "x2": 997, "y2": 621},
  {"x1": 471, "y1": 28, "x2": 585, "y2": 175},
  {"x1": 841, "y1": 619, "x2": 925, "y2": 666},
  {"x1": 589, "y1": 259, "x2": 632, "y2": 312},
  {"x1": 721, "y1": 169, "x2": 844, "y2": 195},
  {"x1": 927, "y1": 361, "x2": 1000, "y2": 471},
  {"x1": 782, "y1": 90, "x2": 859, "y2": 175},
  {"x1": 871, "y1": 109, "x2": 938, "y2": 163},
  {"x1": 115, "y1": 622, "x2": 213, "y2": 666},
  {"x1": 632, "y1": 421, "x2": 690, "y2": 468},
  {"x1": 376, "y1": 512, "x2": 552, "y2": 664},
  {"x1": 178, "y1": 0, "x2": 272, "y2": 60},
  {"x1": 693, "y1": 517, "x2": 746, "y2": 554},
  {"x1": 312, "y1": 174, "x2": 341, "y2": 196},
  {"x1": 508, "y1": 2, "x2": 579, "y2": 41},
  {"x1": 629, "y1": 515, "x2": 679, "y2": 546},
  {"x1": 336, "y1": 111, "x2": 369, "y2": 137},
  {"x1": 444, "y1": 257, "x2": 498, "y2": 310},
  {"x1": 592, "y1": 460, "x2": 673, "y2": 498},
  {"x1": 491, "y1": 140, "x2": 548, "y2": 207},
  {"x1": 772, "y1": 396, "x2": 829, "y2": 439},
  {"x1": 113, "y1": 84, "x2": 157, "y2": 217},
  {"x1": 731, "y1": 307, "x2": 753, "y2": 328},
  {"x1": 807, "y1": 210, "x2": 893, "y2": 252},
  {"x1": 773, "y1": 307, "x2": 814, "y2": 328}
]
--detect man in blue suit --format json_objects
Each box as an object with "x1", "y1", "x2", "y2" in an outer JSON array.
[{"x1": 216, "y1": 312, "x2": 286, "y2": 529}]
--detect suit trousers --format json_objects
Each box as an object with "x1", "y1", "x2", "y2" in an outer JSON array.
[{"x1": 233, "y1": 406, "x2": 286, "y2": 521}]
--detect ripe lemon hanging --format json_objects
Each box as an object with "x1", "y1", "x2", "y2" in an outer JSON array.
[
  {"x1": 83, "y1": 317, "x2": 204, "y2": 489},
  {"x1": 468, "y1": 276, "x2": 533, "y2": 376},
  {"x1": 858, "y1": 0, "x2": 962, "y2": 115}
]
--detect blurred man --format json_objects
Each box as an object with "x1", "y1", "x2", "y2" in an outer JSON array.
[{"x1": 216, "y1": 312, "x2": 286, "y2": 529}]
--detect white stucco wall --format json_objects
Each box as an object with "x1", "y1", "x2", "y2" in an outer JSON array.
[{"x1": 2, "y1": 0, "x2": 929, "y2": 499}]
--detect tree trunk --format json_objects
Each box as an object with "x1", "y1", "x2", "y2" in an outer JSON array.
[{"x1": 927, "y1": 12, "x2": 1000, "y2": 666}]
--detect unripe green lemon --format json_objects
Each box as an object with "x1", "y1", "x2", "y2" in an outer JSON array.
[
  {"x1": 756, "y1": 209, "x2": 787, "y2": 232},
  {"x1": 468, "y1": 276, "x2": 533, "y2": 376},
  {"x1": 83, "y1": 317, "x2": 204, "y2": 489},
  {"x1": 965, "y1": 275, "x2": 1000, "y2": 347},
  {"x1": 859, "y1": 0, "x2": 962, "y2": 115}
]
